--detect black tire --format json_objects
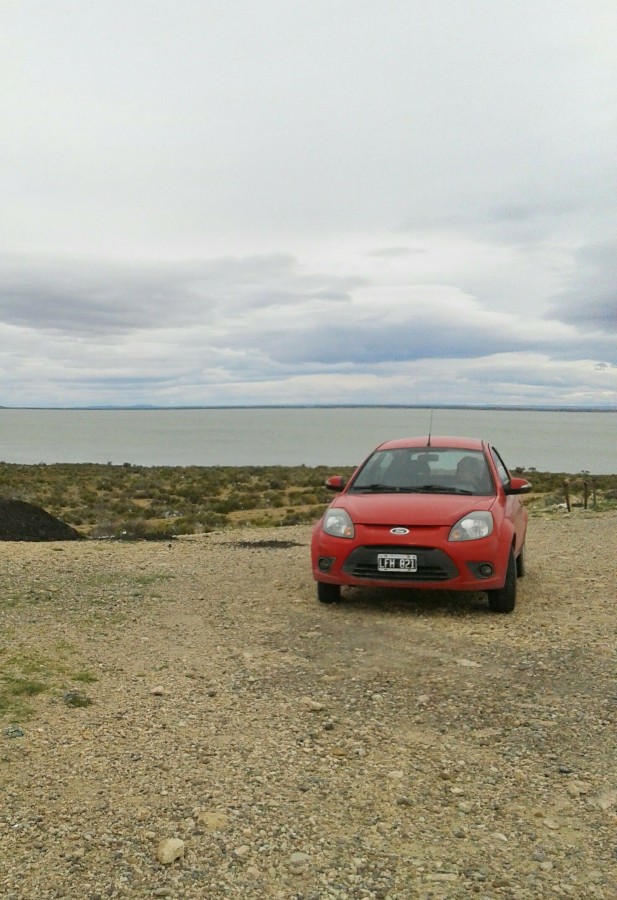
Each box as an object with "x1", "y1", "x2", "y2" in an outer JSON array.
[
  {"x1": 487, "y1": 549, "x2": 516, "y2": 613},
  {"x1": 516, "y1": 543, "x2": 525, "y2": 578},
  {"x1": 317, "y1": 582, "x2": 341, "y2": 604}
]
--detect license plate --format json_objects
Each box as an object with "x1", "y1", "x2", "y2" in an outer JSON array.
[{"x1": 377, "y1": 553, "x2": 418, "y2": 572}]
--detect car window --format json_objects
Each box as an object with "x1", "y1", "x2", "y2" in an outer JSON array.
[
  {"x1": 490, "y1": 448, "x2": 510, "y2": 488},
  {"x1": 351, "y1": 448, "x2": 494, "y2": 494},
  {"x1": 354, "y1": 450, "x2": 394, "y2": 484}
]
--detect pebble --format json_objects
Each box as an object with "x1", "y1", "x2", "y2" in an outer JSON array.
[
  {"x1": 156, "y1": 838, "x2": 185, "y2": 865},
  {"x1": 2, "y1": 727, "x2": 24, "y2": 739},
  {"x1": 289, "y1": 851, "x2": 310, "y2": 874},
  {"x1": 62, "y1": 691, "x2": 92, "y2": 708},
  {"x1": 593, "y1": 790, "x2": 617, "y2": 810},
  {"x1": 567, "y1": 781, "x2": 592, "y2": 797},
  {"x1": 300, "y1": 698, "x2": 325, "y2": 711},
  {"x1": 194, "y1": 809, "x2": 228, "y2": 830}
]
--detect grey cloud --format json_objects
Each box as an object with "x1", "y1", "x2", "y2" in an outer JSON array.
[
  {"x1": 546, "y1": 243, "x2": 617, "y2": 331},
  {"x1": 248, "y1": 319, "x2": 531, "y2": 367},
  {"x1": 549, "y1": 292, "x2": 617, "y2": 332},
  {"x1": 0, "y1": 258, "x2": 210, "y2": 334},
  {"x1": 3, "y1": 244, "x2": 617, "y2": 400},
  {"x1": 226, "y1": 304, "x2": 617, "y2": 371},
  {"x1": 556, "y1": 297, "x2": 617, "y2": 329},
  {"x1": 0, "y1": 254, "x2": 361, "y2": 337}
]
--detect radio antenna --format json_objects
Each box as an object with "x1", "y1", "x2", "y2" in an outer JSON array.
[{"x1": 427, "y1": 409, "x2": 434, "y2": 446}]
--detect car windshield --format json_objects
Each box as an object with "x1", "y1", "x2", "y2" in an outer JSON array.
[{"x1": 349, "y1": 447, "x2": 495, "y2": 496}]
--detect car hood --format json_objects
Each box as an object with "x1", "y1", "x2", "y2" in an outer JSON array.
[{"x1": 333, "y1": 492, "x2": 496, "y2": 527}]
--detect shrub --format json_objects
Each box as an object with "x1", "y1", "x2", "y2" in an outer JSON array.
[{"x1": 2, "y1": 462, "x2": 613, "y2": 538}]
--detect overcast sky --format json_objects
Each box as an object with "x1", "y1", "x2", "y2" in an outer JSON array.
[{"x1": 1, "y1": 0, "x2": 616, "y2": 408}]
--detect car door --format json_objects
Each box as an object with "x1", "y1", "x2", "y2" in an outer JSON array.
[{"x1": 491, "y1": 447, "x2": 527, "y2": 549}]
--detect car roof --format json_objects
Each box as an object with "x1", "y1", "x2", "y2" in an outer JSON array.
[{"x1": 374, "y1": 435, "x2": 487, "y2": 452}]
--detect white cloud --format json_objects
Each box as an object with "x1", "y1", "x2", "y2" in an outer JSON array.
[{"x1": 0, "y1": 1, "x2": 616, "y2": 407}]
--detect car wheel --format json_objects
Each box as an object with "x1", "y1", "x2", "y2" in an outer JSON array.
[
  {"x1": 487, "y1": 549, "x2": 516, "y2": 613},
  {"x1": 317, "y1": 582, "x2": 340, "y2": 604},
  {"x1": 516, "y1": 543, "x2": 525, "y2": 578}
]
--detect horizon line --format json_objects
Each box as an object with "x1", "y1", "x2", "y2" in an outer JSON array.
[{"x1": 2, "y1": 403, "x2": 617, "y2": 413}]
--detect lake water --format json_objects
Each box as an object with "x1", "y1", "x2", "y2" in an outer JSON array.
[{"x1": 0, "y1": 407, "x2": 614, "y2": 473}]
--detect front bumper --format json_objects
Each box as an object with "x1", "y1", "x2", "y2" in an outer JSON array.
[
  {"x1": 312, "y1": 530, "x2": 508, "y2": 592},
  {"x1": 342, "y1": 544, "x2": 458, "y2": 582}
]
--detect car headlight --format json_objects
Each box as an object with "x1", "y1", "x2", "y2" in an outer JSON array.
[
  {"x1": 449, "y1": 511, "x2": 493, "y2": 541},
  {"x1": 323, "y1": 508, "x2": 355, "y2": 539}
]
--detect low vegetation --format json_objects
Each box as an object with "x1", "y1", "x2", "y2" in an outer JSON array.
[
  {"x1": 0, "y1": 646, "x2": 97, "y2": 720},
  {"x1": 0, "y1": 462, "x2": 615, "y2": 540},
  {"x1": 0, "y1": 462, "x2": 347, "y2": 538}
]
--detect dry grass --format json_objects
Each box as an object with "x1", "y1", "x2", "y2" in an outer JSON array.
[{"x1": 0, "y1": 462, "x2": 615, "y2": 539}]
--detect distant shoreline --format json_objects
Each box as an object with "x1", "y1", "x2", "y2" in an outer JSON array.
[{"x1": 2, "y1": 404, "x2": 617, "y2": 413}]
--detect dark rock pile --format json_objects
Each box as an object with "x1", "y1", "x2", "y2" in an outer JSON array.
[{"x1": 0, "y1": 498, "x2": 84, "y2": 541}]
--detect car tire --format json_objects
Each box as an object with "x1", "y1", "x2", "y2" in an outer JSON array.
[
  {"x1": 317, "y1": 582, "x2": 341, "y2": 604},
  {"x1": 487, "y1": 549, "x2": 516, "y2": 613},
  {"x1": 516, "y1": 543, "x2": 525, "y2": 578}
]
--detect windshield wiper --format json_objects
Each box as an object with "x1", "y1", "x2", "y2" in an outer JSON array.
[
  {"x1": 351, "y1": 484, "x2": 421, "y2": 493},
  {"x1": 418, "y1": 484, "x2": 474, "y2": 494},
  {"x1": 353, "y1": 482, "x2": 476, "y2": 495}
]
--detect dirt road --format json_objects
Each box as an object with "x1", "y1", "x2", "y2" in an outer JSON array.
[{"x1": 1, "y1": 514, "x2": 615, "y2": 899}]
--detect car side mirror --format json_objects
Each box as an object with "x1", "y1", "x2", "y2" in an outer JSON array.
[
  {"x1": 505, "y1": 477, "x2": 532, "y2": 495},
  {"x1": 325, "y1": 475, "x2": 346, "y2": 492}
]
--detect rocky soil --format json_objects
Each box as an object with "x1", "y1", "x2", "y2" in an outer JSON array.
[{"x1": 0, "y1": 514, "x2": 615, "y2": 900}]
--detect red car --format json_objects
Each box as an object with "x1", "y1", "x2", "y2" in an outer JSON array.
[{"x1": 311, "y1": 436, "x2": 531, "y2": 613}]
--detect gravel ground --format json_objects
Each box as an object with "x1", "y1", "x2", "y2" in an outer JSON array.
[{"x1": 0, "y1": 513, "x2": 615, "y2": 900}]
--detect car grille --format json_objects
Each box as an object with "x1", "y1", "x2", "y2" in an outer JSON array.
[{"x1": 343, "y1": 545, "x2": 457, "y2": 582}]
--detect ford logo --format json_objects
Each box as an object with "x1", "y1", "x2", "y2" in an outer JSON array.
[{"x1": 390, "y1": 527, "x2": 409, "y2": 535}]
